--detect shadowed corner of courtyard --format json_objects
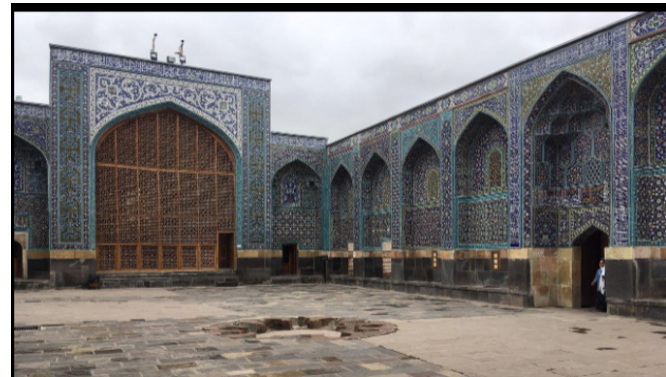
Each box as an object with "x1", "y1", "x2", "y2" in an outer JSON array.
[{"x1": 13, "y1": 285, "x2": 666, "y2": 377}]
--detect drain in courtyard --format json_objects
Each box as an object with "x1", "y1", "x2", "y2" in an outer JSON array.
[{"x1": 203, "y1": 316, "x2": 397, "y2": 341}]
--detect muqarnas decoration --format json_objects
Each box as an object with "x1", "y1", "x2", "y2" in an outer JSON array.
[{"x1": 529, "y1": 78, "x2": 611, "y2": 247}]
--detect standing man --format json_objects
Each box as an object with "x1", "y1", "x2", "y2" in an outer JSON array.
[{"x1": 591, "y1": 259, "x2": 607, "y2": 312}]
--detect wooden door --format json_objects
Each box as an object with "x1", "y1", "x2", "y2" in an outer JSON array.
[
  {"x1": 281, "y1": 244, "x2": 298, "y2": 275},
  {"x1": 218, "y1": 233, "x2": 235, "y2": 269}
]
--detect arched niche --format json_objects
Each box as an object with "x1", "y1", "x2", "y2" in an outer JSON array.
[
  {"x1": 633, "y1": 56, "x2": 666, "y2": 245},
  {"x1": 13, "y1": 136, "x2": 50, "y2": 254},
  {"x1": 94, "y1": 109, "x2": 236, "y2": 272},
  {"x1": 271, "y1": 160, "x2": 323, "y2": 251},
  {"x1": 454, "y1": 113, "x2": 508, "y2": 248},
  {"x1": 362, "y1": 154, "x2": 391, "y2": 249},
  {"x1": 330, "y1": 166, "x2": 354, "y2": 251},
  {"x1": 526, "y1": 74, "x2": 611, "y2": 248},
  {"x1": 402, "y1": 138, "x2": 441, "y2": 248}
]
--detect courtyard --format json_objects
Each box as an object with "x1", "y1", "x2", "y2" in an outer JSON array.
[{"x1": 13, "y1": 285, "x2": 666, "y2": 377}]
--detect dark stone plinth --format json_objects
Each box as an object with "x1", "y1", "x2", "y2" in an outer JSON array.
[
  {"x1": 13, "y1": 279, "x2": 52, "y2": 291},
  {"x1": 270, "y1": 276, "x2": 324, "y2": 285},
  {"x1": 99, "y1": 270, "x2": 238, "y2": 289},
  {"x1": 608, "y1": 298, "x2": 666, "y2": 323},
  {"x1": 27, "y1": 259, "x2": 50, "y2": 280},
  {"x1": 508, "y1": 259, "x2": 530, "y2": 292},
  {"x1": 237, "y1": 268, "x2": 271, "y2": 285},
  {"x1": 50, "y1": 259, "x2": 97, "y2": 287},
  {"x1": 330, "y1": 275, "x2": 531, "y2": 308},
  {"x1": 607, "y1": 260, "x2": 637, "y2": 302}
]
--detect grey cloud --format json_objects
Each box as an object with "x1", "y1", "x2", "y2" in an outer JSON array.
[{"x1": 13, "y1": 12, "x2": 634, "y2": 142}]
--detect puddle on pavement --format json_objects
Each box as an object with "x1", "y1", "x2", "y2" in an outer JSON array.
[{"x1": 571, "y1": 327, "x2": 591, "y2": 334}]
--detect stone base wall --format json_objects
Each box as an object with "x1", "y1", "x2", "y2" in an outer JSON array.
[
  {"x1": 529, "y1": 247, "x2": 582, "y2": 308},
  {"x1": 330, "y1": 275, "x2": 531, "y2": 307},
  {"x1": 28, "y1": 246, "x2": 666, "y2": 323},
  {"x1": 237, "y1": 250, "x2": 328, "y2": 284},
  {"x1": 328, "y1": 249, "x2": 530, "y2": 292}
]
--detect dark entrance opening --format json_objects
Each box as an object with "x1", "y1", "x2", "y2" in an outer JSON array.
[
  {"x1": 218, "y1": 233, "x2": 235, "y2": 269},
  {"x1": 13, "y1": 240, "x2": 23, "y2": 279},
  {"x1": 282, "y1": 244, "x2": 298, "y2": 275},
  {"x1": 575, "y1": 228, "x2": 609, "y2": 308}
]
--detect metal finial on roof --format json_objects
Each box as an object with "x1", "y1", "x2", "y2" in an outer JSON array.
[
  {"x1": 176, "y1": 40, "x2": 186, "y2": 65},
  {"x1": 150, "y1": 33, "x2": 158, "y2": 61}
]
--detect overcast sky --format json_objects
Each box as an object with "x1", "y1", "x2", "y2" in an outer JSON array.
[{"x1": 14, "y1": 12, "x2": 635, "y2": 142}]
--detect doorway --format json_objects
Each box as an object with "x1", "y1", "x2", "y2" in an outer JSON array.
[
  {"x1": 13, "y1": 240, "x2": 23, "y2": 279},
  {"x1": 218, "y1": 233, "x2": 235, "y2": 269},
  {"x1": 282, "y1": 244, "x2": 298, "y2": 275},
  {"x1": 576, "y1": 229, "x2": 609, "y2": 308}
]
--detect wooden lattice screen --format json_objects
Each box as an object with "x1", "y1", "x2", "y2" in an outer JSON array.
[{"x1": 96, "y1": 109, "x2": 235, "y2": 272}]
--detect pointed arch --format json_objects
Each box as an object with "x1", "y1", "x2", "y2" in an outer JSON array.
[
  {"x1": 455, "y1": 110, "x2": 508, "y2": 147},
  {"x1": 13, "y1": 134, "x2": 49, "y2": 163},
  {"x1": 454, "y1": 112, "x2": 509, "y2": 249},
  {"x1": 525, "y1": 71, "x2": 611, "y2": 135},
  {"x1": 403, "y1": 138, "x2": 441, "y2": 206},
  {"x1": 330, "y1": 162, "x2": 353, "y2": 183},
  {"x1": 402, "y1": 136, "x2": 441, "y2": 165},
  {"x1": 93, "y1": 108, "x2": 238, "y2": 272},
  {"x1": 272, "y1": 159, "x2": 323, "y2": 251},
  {"x1": 455, "y1": 113, "x2": 508, "y2": 198},
  {"x1": 330, "y1": 165, "x2": 354, "y2": 251},
  {"x1": 14, "y1": 136, "x2": 50, "y2": 253},
  {"x1": 633, "y1": 55, "x2": 666, "y2": 169},
  {"x1": 331, "y1": 164, "x2": 352, "y2": 185},
  {"x1": 273, "y1": 157, "x2": 322, "y2": 182},
  {"x1": 402, "y1": 138, "x2": 442, "y2": 249},
  {"x1": 525, "y1": 70, "x2": 612, "y2": 248},
  {"x1": 362, "y1": 151, "x2": 389, "y2": 177},
  {"x1": 272, "y1": 160, "x2": 322, "y2": 208},
  {"x1": 362, "y1": 153, "x2": 391, "y2": 250},
  {"x1": 91, "y1": 102, "x2": 244, "y2": 250},
  {"x1": 633, "y1": 54, "x2": 666, "y2": 246},
  {"x1": 92, "y1": 100, "x2": 241, "y2": 164},
  {"x1": 632, "y1": 50, "x2": 666, "y2": 99},
  {"x1": 572, "y1": 224, "x2": 609, "y2": 247}
]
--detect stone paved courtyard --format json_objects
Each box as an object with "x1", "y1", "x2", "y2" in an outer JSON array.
[{"x1": 13, "y1": 285, "x2": 666, "y2": 377}]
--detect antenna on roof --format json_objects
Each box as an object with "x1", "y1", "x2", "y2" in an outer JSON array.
[
  {"x1": 175, "y1": 40, "x2": 186, "y2": 65},
  {"x1": 150, "y1": 33, "x2": 158, "y2": 61}
]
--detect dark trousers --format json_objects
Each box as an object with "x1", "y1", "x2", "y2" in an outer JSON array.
[{"x1": 596, "y1": 291, "x2": 607, "y2": 312}]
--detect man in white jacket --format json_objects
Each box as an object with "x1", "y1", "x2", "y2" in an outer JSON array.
[{"x1": 591, "y1": 260, "x2": 607, "y2": 312}]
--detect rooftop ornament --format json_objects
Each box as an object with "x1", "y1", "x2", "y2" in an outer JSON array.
[
  {"x1": 150, "y1": 33, "x2": 158, "y2": 61},
  {"x1": 176, "y1": 39, "x2": 186, "y2": 65}
]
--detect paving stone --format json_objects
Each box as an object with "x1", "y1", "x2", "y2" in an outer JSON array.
[
  {"x1": 156, "y1": 362, "x2": 198, "y2": 371},
  {"x1": 25, "y1": 285, "x2": 661, "y2": 377}
]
